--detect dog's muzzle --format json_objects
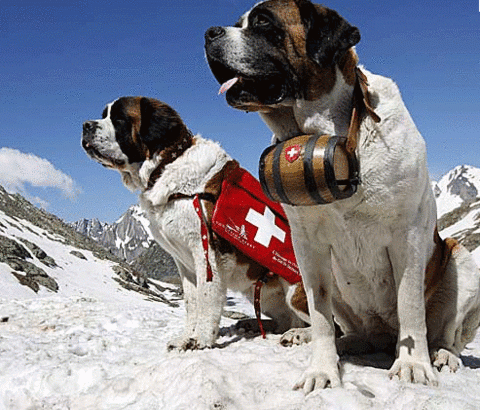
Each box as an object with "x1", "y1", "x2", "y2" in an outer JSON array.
[{"x1": 81, "y1": 121, "x2": 98, "y2": 150}]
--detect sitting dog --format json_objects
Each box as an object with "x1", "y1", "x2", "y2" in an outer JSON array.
[
  {"x1": 82, "y1": 96, "x2": 306, "y2": 350},
  {"x1": 205, "y1": 0, "x2": 480, "y2": 392}
]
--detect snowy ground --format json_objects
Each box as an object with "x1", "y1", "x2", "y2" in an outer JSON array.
[
  {"x1": 1, "y1": 208, "x2": 480, "y2": 409},
  {"x1": 1, "y1": 287, "x2": 480, "y2": 410}
]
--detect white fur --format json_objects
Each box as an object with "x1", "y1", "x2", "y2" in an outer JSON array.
[{"x1": 261, "y1": 65, "x2": 480, "y2": 392}]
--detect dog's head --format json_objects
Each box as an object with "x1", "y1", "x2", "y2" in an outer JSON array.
[
  {"x1": 82, "y1": 97, "x2": 191, "y2": 190},
  {"x1": 205, "y1": 0, "x2": 360, "y2": 112}
]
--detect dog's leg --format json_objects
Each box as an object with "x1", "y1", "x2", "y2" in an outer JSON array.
[
  {"x1": 280, "y1": 282, "x2": 312, "y2": 345},
  {"x1": 258, "y1": 279, "x2": 306, "y2": 334},
  {"x1": 167, "y1": 252, "x2": 226, "y2": 350},
  {"x1": 428, "y1": 242, "x2": 480, "y2": 372},
  {"x1": 188, "y1": 243, "x2": 227, "y2": 349},
  {"x1": 387, "y1": 224, "x2": 438, "y2": 386},
  {"x1": 288, "y1": 240, "x2": 340, "y2": 393},
  {"x1": 167, "y1": 262, "x2": 199, "y2": 351}
]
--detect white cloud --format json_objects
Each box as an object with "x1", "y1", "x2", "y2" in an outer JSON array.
[{"x1": 0, "y1": 148, "x2": 81, "y2": 208}]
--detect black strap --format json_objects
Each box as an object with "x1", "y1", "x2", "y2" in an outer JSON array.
[{"x1": 167, "y1": 192, "x2": 216, "y2": 204}]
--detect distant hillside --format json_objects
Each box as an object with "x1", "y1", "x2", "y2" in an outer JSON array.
[{"x1": 0, "y1": 184, "x2": 180, "y2": 302}]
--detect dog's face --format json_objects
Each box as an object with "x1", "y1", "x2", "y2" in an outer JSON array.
[
  {"x1": 205, "y1": 0, "x2": 360, "y2": 112},
  {"x1": 82, "y1": 97, "x2": 185, "y2": 168},
  {"x1": 82, "y1": 97, "x2": 188, "y2": 189}
]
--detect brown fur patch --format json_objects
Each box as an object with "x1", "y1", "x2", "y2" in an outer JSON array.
[
  {"x1": 338, "y1": 48, "x2": 359, "y2": 86},
  {"x1": 201, "y1": 160, "x2": 239, "y2": 223},
  {"x1": 147, "y1": 133, "x2": 194, "y2": 190},
  {"x1": 260, "y1": 1, "x2": 345, "y2": 100},
  {"x1": 279, "y1": 2, "x2": 336, "y2": 100},
  {"x1": 204, "y1": 160, "x2": 239, "y2": 201},
  {"x1": 290, "y1": 282, "x2": 309, "y2": 315},
  {"x1": 424, "y1": 228, "x2": 459, "y2": 302},
  {"x1": 119, "y1": 97, "x2": 149, "y2": 160}
]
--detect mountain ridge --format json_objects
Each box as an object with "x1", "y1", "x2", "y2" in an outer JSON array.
[{"x1": 0, "y1": 184, "x2": 179, "y2": 302}]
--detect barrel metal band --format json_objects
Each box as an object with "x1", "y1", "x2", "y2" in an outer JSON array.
[
  {"x1": 272, "y1": 142, "x2": 293, "y2": 205},
  {"x1": 323, "y1": 136, "x2": 342, "y2": 200},
  {"x1": 258, "y1": 145, "x2": 275, "y2": 202},
  {"x1": 325, "y1": 136, "x2": 359, "y2": 200}
]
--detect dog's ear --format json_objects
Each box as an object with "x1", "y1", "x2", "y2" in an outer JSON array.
[
  {"x1": 296, "y1": 0, "x2": 360, "y2": 68},
  {"x1": 139, "y1": 97, "x2": 185, "y2": 155}
]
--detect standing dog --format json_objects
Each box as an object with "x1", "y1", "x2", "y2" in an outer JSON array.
[
  {"x1": 205, "y1": 0, "x2": 480, "y2": 392},
  {"x1": 82, "y1": 96, "x2": 305, "y2": 350}
]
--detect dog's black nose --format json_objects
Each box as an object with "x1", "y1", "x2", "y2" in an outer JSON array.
[
  {"x1": 205, "y1": 26, "x2": 225, "y2": 43},
  {"x1": 83, "y1": 121, "x2": 97, "y2": 134}
]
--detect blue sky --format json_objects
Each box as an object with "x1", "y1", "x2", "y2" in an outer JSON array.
[{"x1": 0, "y1": 0, "x2": 479, "y2": 223}]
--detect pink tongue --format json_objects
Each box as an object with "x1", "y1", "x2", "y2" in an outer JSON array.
[{"x1": 218, "y1": 77, "x2": 239, "y2": 95}]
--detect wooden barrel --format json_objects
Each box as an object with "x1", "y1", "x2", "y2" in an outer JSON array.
[{"x1": 259, "y1": 135, "x2": 360, "y2": 206}]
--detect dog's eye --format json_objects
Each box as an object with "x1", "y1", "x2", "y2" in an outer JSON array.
[
  {"x1": 252, "y1": 14, "x2": 271, "y2": 28},
  {"x1": 113, "y1": 118, "x2": 126, "y2": 127}
]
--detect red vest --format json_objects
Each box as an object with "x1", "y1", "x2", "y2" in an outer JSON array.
[{"x1": 212, "y1": 167, "x2": 300, "y2": 284}]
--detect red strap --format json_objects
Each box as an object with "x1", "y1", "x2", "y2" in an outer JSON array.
[
  {"x1": 193, "y1": 194, "x2": 213, "y2": 282},
  {"x1": 254, "y1": 272, "x2": 275, "y2": 339}
]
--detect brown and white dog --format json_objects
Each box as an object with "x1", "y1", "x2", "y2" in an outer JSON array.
[
  {"x1": 82, "y1": 96, "x2": 305, "y2": 350},
  {"x1": 205, "y1": 0, "x2": 480, "y2": 392}
]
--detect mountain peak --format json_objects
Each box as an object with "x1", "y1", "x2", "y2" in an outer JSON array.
[{"x1": 434, "y1": 165, "x2": 480, "y2": 217}]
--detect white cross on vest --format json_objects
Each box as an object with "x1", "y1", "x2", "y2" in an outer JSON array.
[{"x1": 245, "y1": 206, "x2": 286, "y2": 247}]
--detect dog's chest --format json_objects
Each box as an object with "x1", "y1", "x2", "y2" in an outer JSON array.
[
  {"x1": 289, "y1": 203, "x2": 398, "y2": 320},
  {"x1": 140, "y1": 199, "x2": 197, "y2": 269},
  {"x1": 330, "y1": 214, "x2": 399, "y2": 328}
]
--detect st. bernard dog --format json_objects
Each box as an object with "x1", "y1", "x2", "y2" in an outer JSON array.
[
  {"x1": 82, "y1": 96, "x2": 305, "y2": 350},
  {"x1": 205, "y1": 0, "x2": 480, "y2": 392}
]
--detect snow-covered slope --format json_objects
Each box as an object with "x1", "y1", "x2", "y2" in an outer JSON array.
[
  {"x1": 434, "y1": 165, "x2": 480, "y2": 218},
  {"x1": 0, "y1": 185, "x2": 176, "y2": 303},
  {"x1": 1, "y1": 280, "x2": 480, "y2": 409},
  {"x1": 435, "y1": 165, "x2": 480, "y2": 265}
]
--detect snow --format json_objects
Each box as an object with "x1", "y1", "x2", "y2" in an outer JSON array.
[
  {"x1": 1, "y1": 292, "x2": 480, "y2": 409},
  {"x1": 440, "y1": 207, "x2": 480, "y2": 240},
  {"x1": 1, "y1": 213, "x2": 480, "y2": 410},
  {"x1": 131, "y1": 205, "x2": 153, "y2": 237}
]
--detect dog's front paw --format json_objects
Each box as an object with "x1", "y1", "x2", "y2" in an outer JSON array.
[
  {"x1": 388, "y1": 358, "x2": 438, "y2": 386},
  {"x1": 431, "y1": 348, "x2": 461, "y2": 373},
  {"x1": 293, "y1": 365, "x2": 341, "y2": 393},
  {"x1": 280, "y1": 327, "x2": 312, "y2": 346},
  {"x1": 167, "y1": 335, "x2": 213, "y2": 351}
]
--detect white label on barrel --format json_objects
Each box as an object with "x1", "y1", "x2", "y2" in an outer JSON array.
[{"x1": 245, "y1": 206, "x2": 286, "y2": 247}]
